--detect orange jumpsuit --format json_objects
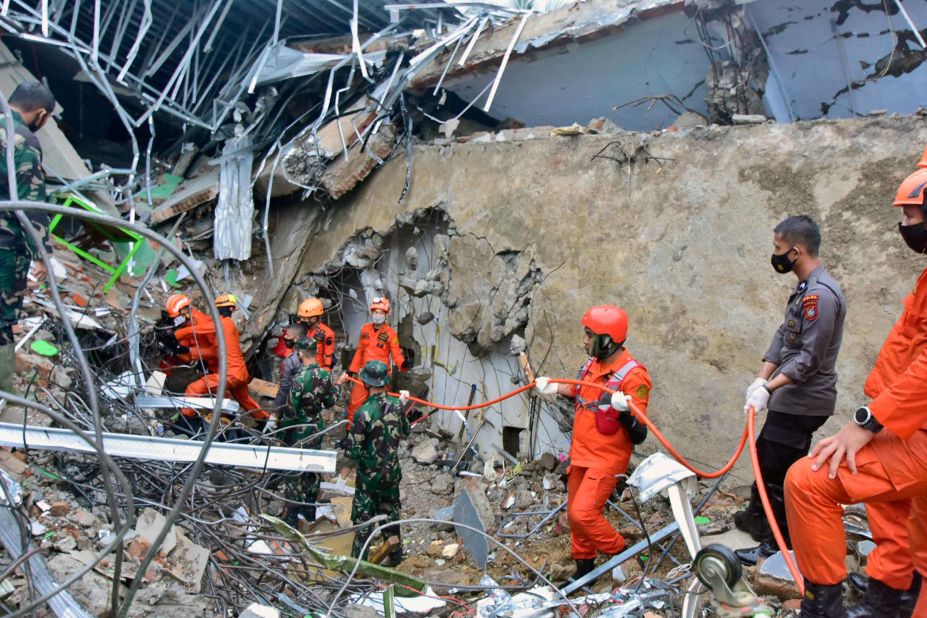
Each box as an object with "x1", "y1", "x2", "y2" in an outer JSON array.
[
  {"x1": 566, "y1": 349, "x2": 651, "y2": 560},
  {"x1": 174, "y1": 309, "x2": 218, "y2": 417},
  {"x1": 347, "y1": 322, "x2": 405, "y2": 423},
  {"x1": 307, "y1": 321, "x2": 336, "y2": 369},
  {"x1": 182, "y1": 315, "x2": 268, "y2": 420},
  {"x1": 785, "y1": 266, "x2": 927, "y2": 614}
]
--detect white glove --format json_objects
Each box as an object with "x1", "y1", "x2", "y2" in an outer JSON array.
[
  {"x1": 534, "y1": 377, "x2": 559, "y2": 396},
  {"x1": 263, "y1": 417, "x2": 278, "y2": 435},
  {"x1": 399, "y1": 390, "x2": 410, "y2": 404},
  {"x1": 744, "y1": 386, "x2": 770, "y2": 414},
  {"x1": 746, "y1": 377, "x2": 768, "y2": 400},
  {"x1": 610, "y1": 390, "x2": 631, "y2": 412}
]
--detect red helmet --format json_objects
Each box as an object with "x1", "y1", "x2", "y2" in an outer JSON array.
[
  {"x1": 166, "y1": 294, "x2": 191, "y2": 318},
  {"x1": 370, "y1": 296, "x2": 391, "y2": 313},
  {"x1": 582, "y1": 305, "x2": 628, "y2": 341},
  {"x1": 582, "y1": 305, "x2": 628, "y2": 359},
  {"x1": 894, "y1": 168, "x2": 927, "y2": 208}
]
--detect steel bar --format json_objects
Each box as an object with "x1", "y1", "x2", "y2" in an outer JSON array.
[
  {"x1": 0, "y1": 422, "x2": 336, "y2": 472},
  {"x1": 107, "y1": 0, "x2": 136, "y2": 59},
  {"x1": 894, "y1": 0, "x2": 926, "y2": 49},
  {"x1": 484, "y1": 11, "x2": 529, "y2": 112},
  {"x1": 497, "y1": 501, "x2": 566, "y2": 539},
  {"x1": 561, "y1": 522, "x2": 681, "y2": 595},
  {"x1": 117, "y1": 0, "x2": 152, "y2": 81}
]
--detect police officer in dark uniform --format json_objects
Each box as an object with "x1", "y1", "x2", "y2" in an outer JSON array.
[{"x1": 734, "y1": 215, "x2": 847, "y2": 564}]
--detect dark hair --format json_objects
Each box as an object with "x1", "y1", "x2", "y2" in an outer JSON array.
[
  {"x1": 286, "y1": 322, "x2": 307, "y2": 338},
  {"x1": 774, "y1": 215, "x2": 821, "y2": 256},
  {"x1": 9, "y1": 81, "x2": 56, "y2": 114}
]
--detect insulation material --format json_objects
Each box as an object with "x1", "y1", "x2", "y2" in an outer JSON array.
[{"x1": 214, "y1": 134, "x2": 256, "y2": 261}]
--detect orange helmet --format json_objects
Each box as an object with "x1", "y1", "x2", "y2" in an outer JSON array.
[
  {"x1": 370, "y1": 296, "x2": 391, "y2": 314},
  {"x1": 893, "y1": 168, "x2": 927, "y2": 208},
  {"x1": 215, "y1": 293, "x2": 237, "y2": 308},
  {"x1": 582, "y1": 305, "x2": 628, "y2": 359},
  {"x1": 166, "y1": 294, "x2": 191, "y2": 318},
  {"x1": 298, "y1": 297, "x2": 324, "y2": 319}
]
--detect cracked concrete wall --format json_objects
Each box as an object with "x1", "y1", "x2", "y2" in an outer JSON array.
[{"x1": 285, "y1": 115, "x2": 927, "y2": 478}]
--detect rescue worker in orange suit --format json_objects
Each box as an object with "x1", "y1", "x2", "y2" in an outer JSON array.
[
  {"x1": 167, "y1": 293, "x2": 217, "y2": 434},
  {"x1": 784, "y1": 153, "x2": 927, "y2": 617},
  {"x1": 534, "y1": 305, "x2": 650, "y2": 582},
  {"x1": 297, "y1": 297, "x2": 336, "y2": 370},
  {"x1": 734, "y1": 215, "x2": 846, "y2": 566},
  {"x1": 177, "y1": 294, "x2": 269, "y2": 432},
  {"x1": 339, "y1": 297, "x2": 408, "y2": 426}
]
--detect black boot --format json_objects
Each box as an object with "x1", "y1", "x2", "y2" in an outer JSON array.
[
  {"x1": 899, "y1": 572, "x2": 922, "y2": 618},
  {"x1": 734, "y1": 539, "x2": 784, "y2": 566},
  {"x1": 733, "y1": 485, "x2": 763, "y2": 533},
  {"x1": 847, "y1": 578, "x2": 904, "y2": 617},
  {"x1": 567, "y1": 559, "x2": 597, "y2": 584},
  {"x1": 801, "y1": 581, "x2": 848, "y2": 617}
]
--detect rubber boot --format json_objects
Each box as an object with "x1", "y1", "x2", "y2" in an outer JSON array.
[
  {"x1": 800, "y1": 581, "x2": 848, "y2": 618},
  {"x1": 567, "y1": 558, "x2": 597, "y2": 584},
  {"x1": 898, "y1": 572, "x2": 922, "y2": 618},
  {"x1": 847, "y1": 578, "x2": 904, "y2": 617},
  {"x1": 733, "y1": 484, "x2": 764, "y2": 534}
]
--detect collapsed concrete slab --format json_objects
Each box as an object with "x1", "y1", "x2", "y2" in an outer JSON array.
[{"x1": 246, "y1": 115, "x2": 927, "y2": 478}]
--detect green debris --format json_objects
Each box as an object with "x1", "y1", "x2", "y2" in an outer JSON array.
[
  {"x1": 30, "y1": 340, "x2": 59, "y2": 357},
  {"x1": 163, "y1": 269, "x2": 181, "y2": 288},
  {"x1": 694, "y1": 516, "x2": 711, "y2": 525}
]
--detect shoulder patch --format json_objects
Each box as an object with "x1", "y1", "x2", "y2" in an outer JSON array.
[
  {"x1": 635, "y1": 385, "x2": 650, "y2": 400},
  {"x1": 803, "y1": 296, "x2": 819, "y2": 322}
]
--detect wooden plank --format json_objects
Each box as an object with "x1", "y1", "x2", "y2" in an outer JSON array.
[
  {"x1": 249, "y1": 377, "x2": 279, "y2": 398},
  {"x1": 150, "y1": 171, "x2": 219, "y2": 223}
]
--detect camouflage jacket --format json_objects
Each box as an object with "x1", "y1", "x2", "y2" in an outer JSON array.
[
  {"x1": 345, "y1": 393, "x2": 410, "y2": 484},
  {"x1": 0, "y1": 111, "x2": 49, "y2": 258},
  {"x1": 286, "y1": 365, "x2": 334, "y2": 440}
]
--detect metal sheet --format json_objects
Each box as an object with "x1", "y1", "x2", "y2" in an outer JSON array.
[
  {"x1": 134, "y1": 395, "x2": 239, "y2": 412},
  {"x1": 453, "y1": 488, "x2": 488, "y2": 570},
  {"x1": 0, "y1": 507, "x2": 92, "y2": 618},
  {"x1": 0, "y1": 422, "x2": 336, "y2": 472}
]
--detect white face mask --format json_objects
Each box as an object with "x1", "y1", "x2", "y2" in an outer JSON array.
[
  {"x1": 173, "y1": 315, "x2": 187, "y2": 326},
  {"x1": 371, "y1": 313, "x2": 386, "y2": 325}
]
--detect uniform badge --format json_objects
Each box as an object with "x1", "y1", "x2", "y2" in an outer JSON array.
[
  {"x1": 636, "y1": 385, "x2": 650, "y2": 399},
  {"x1": 802, "y1": 295, "x2": 819, "y2": 322}
]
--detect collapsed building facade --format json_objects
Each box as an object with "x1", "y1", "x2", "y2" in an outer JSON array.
[{"x1": 0, "y1": 0, "x2": 926, "y2": 615}]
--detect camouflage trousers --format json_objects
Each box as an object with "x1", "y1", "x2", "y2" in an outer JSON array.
[
  {"x1": 350, "y1": 479, "x2": 401, "y2": 559},
  {"x1": 0, "y1": 246, "x2": 30, "y2": 346},
  {"x1": 282, "y1": 471, "x2": 321, "y2": 523},
  {"x1": 282, "y1": 430, "x2": 322, "y2": 524}
]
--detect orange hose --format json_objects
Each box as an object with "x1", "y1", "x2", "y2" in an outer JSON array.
[
  {"x1": 344, "y1": 373, "x2": 806, "y2": 589},
  {"x1": 342, "y1": 375, "x2": 747, "y2": 479},
  {"x1": 747, "y1": 405, "x2": 805, "y2": 595}
]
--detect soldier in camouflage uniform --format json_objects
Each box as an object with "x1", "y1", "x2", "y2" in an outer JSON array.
[
  {"x1": 282, "y1": 336, "x2": 335, "y2": 526},
  {"x1": 0, "y1": 82, "x2": 55, "y2": 405},
  {"x1": 343, "y1": 360, "x2": 410, "y2": 563}
]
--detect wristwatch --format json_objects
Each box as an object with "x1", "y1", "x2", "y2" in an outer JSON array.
[{"x1": 853, "y1": 406, "x2": 883, "y2": 434}]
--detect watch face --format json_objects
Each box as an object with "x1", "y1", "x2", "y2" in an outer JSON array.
[{"x1": 854, "y1": 407, "x2": 869, "y2": 425}]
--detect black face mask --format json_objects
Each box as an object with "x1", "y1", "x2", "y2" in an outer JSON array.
[
  {"x1": 899, "y1": 222, "x2": 927, "y2": 255},
  {"x1": 771, "y1": 248, "x2": 797, "y2": 274}
]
